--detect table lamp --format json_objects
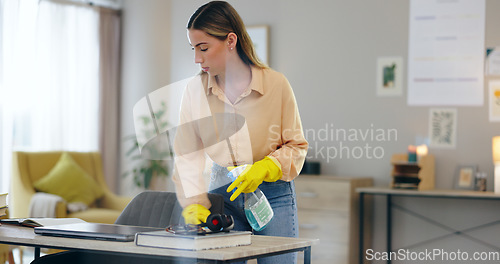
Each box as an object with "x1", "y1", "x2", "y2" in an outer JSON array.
[
  {"x1": 416, "y1": 144, "x2": 428, "y2": 160},
  {"x1": 494, "y1": 136, "x2": 500, "y2": 193}
]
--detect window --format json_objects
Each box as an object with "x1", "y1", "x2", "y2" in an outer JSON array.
[{"x1": 0, "y1": 0, "x2": 100, "y2": 193}]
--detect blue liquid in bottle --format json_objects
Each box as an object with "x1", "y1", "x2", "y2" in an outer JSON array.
[
  {"x1": 244, "y1": 208, "x2": 259, "y2": 230},
  {"x1": 243, "y1": 189, "x2": 274, "y2": 231}
]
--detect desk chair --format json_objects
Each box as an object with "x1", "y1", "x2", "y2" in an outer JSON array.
[{"x1": 31, "y1": 191, "x2": 224, "y2": 264}]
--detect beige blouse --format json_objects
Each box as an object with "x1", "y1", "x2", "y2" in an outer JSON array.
[{"x1": 172, "y1": 66, "x2": 308, "y2": 208}]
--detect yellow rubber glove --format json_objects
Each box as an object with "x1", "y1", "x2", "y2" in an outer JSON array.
[
  {"x1": 181, "y1": 204, "x2": 211, "y2": 225},
  {"x1": 226, "y1": 156, "x2": 282, "y2": 201}
]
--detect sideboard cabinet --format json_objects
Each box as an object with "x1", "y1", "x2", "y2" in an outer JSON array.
[{"x1": 295, "y1": 175, "x2": 373, "y2": 264}]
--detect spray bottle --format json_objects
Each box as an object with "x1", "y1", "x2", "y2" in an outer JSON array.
[{"x1": 227, "y1": 165, "x2": 274, "y2": 231}]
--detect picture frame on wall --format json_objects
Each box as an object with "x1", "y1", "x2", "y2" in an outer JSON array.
[
  {"x1": 429, "y1": 108, "x2": 457, "y2": 148},
  {"x1": 454, "y1": 165, "x2": 477, "y2": 190},
  {"x1": 489, "y1": 80, "x2": 500, "y2": 122},
  {"x1": 246, "y1": 25, "x2": 269, "y2": 66},
  {"x1": 376, "y1": 56, "x2": 403, "y2": 97}
]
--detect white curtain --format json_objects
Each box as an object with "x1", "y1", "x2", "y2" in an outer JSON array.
[{"x1": 0, "y1": 0, "x2": 100, "y2": 193}]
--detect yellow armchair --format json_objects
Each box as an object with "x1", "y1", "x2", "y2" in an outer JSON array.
[{"x1": 10, "y1": 151, "x2": 131, "y2": 224}]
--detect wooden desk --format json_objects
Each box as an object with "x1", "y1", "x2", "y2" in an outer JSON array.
[
  {"x1": 356, "y1": 187, "x2": 500, "y2": 264},
  {"x1": 0, "y1": 225, "x2": 318, "y2": 263}
]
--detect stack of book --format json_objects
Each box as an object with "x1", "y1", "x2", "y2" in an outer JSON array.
[{"x1": 0, "y1": 193, "x2": 7, "y2": 218}]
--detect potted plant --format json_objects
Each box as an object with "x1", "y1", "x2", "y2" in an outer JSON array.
[{"x1": 123, "y1": 101, "x2": 172, "y2": 189}]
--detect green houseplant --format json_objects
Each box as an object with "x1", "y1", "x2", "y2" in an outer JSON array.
[{"x1": 123, "y1": 101, "x2": 172, "y2": 189}]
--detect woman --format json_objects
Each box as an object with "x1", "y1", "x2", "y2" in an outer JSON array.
[{"x1": 173, "y1": 1, "x2": 308, "y2": 263}]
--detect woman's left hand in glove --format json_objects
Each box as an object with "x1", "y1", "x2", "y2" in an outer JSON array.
[{"x1": 226, "y1": 156, "x2": 282, "y2": 201}]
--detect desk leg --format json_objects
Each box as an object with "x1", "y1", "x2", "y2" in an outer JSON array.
[
  {"x1": 359, "y1": 192, "x2": 364, "y2": 264},
  {"x1": 34, "y1": 247, "x2": 40, "y2": 260},
  {"x1": 387, "y1": 195, "x2": 392, "y2": 264},
  {"x1": 304, "y1": 246, "x2": 311, "y2": 264}
]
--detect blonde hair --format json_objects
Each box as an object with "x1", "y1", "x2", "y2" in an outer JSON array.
[{"x1": 187, "y1": 1, "x2": 268, "y2": 68}]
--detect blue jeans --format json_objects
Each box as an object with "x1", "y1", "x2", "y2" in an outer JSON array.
[{"x1": 209, "y1": 165, "x2": 298, "y2": 264}]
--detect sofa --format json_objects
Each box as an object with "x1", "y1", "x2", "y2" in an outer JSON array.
[{"x1": 10, "y1": 151, "x2": 131, "y2": 224}]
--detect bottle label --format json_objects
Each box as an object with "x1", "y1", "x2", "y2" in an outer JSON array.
[{"x1": 250, "y1": 194, "x2": 273, "y2": 227}]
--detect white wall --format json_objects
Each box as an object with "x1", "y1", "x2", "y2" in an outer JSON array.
[
  {"x1": 120, "y1": 0, "x2": 172, "y2": 194},
  {"x1": 167, "y1": 0, "x2": 500, "y2": 187},
  {"x1": 120, "y1": 0, "x2": 500, "y2": 261}
]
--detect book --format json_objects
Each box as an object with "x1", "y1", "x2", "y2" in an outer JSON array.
[
  {"x1": 0, "y1": 193, "x2": 8, "y2": 219},
  {"x1": 0, "y1": 217, "x2": 86, "y2": 227},
  {"x1": 0, "y1": 206, "x2": 7, "y2": 217},
  {"x1": 135, "y1": 230, "x2": 252, "y2": 251},
  {"x1": 0, "y1": 193, "x2": 7, "y2": 207}
]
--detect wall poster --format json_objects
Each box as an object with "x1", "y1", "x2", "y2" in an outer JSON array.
[
  {"x1": 489, "y1": 81, "x2": 500, "y2": 122},
  {"x1": 429, "y1": 108, "x2": 457, "y2": 148},
  {"x1": 407, "y1": 0, "x2": 485, "y2": 106},
  {"x1": 377, "y1": 57, "x2": 403, "y2": 97}
]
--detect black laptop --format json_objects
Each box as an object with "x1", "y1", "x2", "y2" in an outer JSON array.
[{"x1": 34, "y1": 222, "x2": 164, "y2": 242}]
